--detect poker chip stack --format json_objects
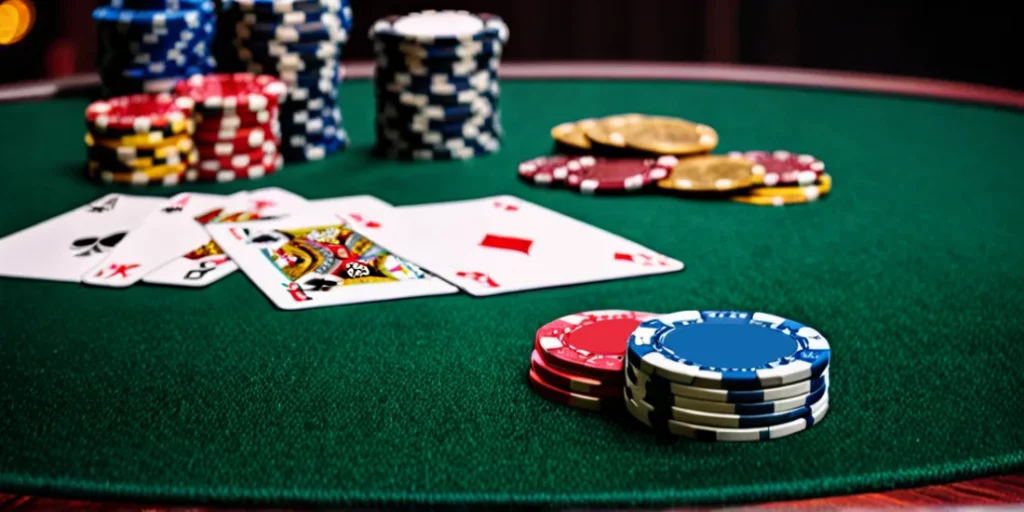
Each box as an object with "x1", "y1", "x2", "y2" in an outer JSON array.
[
  {"x1": 223, "y1": 0, "x2": 353, "y2": 162},
  {"x1": 370, "y1": 10, "x2": 508, "y2": 161},
  {"x1": 94, "y1": 0, "x2": 217, "y2": 97},
  {"x1": 84, "y1": 93, "x2": 199, "y2": 186},
  {"x1": 528, "y1": 311, "x2": 656, "y2": 413},
  {"x1": 174, "y1": 73, "x2": 287, "y2": 182},
  {"x1": 624, "y1": 310, "x2": 831, "y2": 442}
]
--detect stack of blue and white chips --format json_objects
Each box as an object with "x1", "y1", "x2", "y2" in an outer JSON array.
[
  {"x1": 370, "y1": 10, "x2": 509, "y2": 161},
  {"x1": 94, "y1": 0, "x2": 217, "y2": 97},
  {"x1": 624, "y1": 310, "x2": 832, "y2": 442},
  {"x1": 225, "y1": 0, "x2": 352, "y2": 162}
]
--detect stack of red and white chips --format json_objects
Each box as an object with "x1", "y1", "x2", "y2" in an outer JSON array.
[{"x1": 173, "y1": 73, "x2": 287, "y2": 182}]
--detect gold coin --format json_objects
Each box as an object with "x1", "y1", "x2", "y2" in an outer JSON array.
[
  {"x1": 620, "y1": 116, "x2": 718, "y2": 155},
  {"x1": 748, "y1": 173, "x2": 832, "y2": 199},
  {"x1": 657, "y1": 154, "x2": 756, "y2": 192},
  {"x1": 550, "y1": 120, "x2": 593, "y2": 150},
  {"x1": 581, "y1": 113, "x2": 646, "y2": 148}
]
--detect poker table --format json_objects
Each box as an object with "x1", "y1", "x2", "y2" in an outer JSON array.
[{"x1": 1, "y1": 63, "x2": 1023, "y2": 509}]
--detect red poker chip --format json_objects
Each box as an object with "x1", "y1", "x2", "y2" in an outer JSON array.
[
  {"x1": 196, "y1": 107, "x2": 278, "y2": 131},
  {"x1": 195, "y1": 153, "x2": 284, "y2": 183},
  {"x1": 530, "y1": 350, "x2": 622, "y2": 397},
  {"x1": 566, "y1": 156, "x2": 678, "y2": 194},
  {"x1": 517, "y1": 155, "x2": 572, "y2": 185},
  {"x1": 196, "y1": 141, "x2": 278, "y2": 172},
  {"x1": 527, "y1": 368, "x2": 619, "y2": 412},
  {"x1": 728, "y1": 150, "x2": 825, "y2": 186},
  {"x1": 193, "y1": 124, "x2": 280, "y2": 147},
  {"x1": 174, "y1": 73, "x2": 287, "y2": 114},
  {"x1": 85, "y1": 93, "x2": 195, "y2": 133},
  {"x1": 535, "y1": 310, "x2": 658, "y2": 379}
]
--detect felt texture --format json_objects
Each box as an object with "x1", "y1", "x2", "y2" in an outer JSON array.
[{"x1": 0, "y1": 79, "x2": 1023, "y2": 507}]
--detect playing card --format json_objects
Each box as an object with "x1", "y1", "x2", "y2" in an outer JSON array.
[
  {"x1": 81, "y1": 192, "x2": 221, "y2": 288},
  {"x1": 0, "y1": 194, "x2": 165, "y2": 283},
  {"x1": 337, "y1": 195, "x2": 684, "y2": 296},
  {"x1": 207, "y1": 196, "x2": 456, "y2": 310},
  {"x1": 142, "y1": 188, "x2": 309, "y2": 288}
]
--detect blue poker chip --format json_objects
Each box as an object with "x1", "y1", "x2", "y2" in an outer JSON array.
[
  {"x1": 279, "y1": 129, "x2": 348, "y2": 162},
  {"x1": 93, "y1": 6, "x2": 203, "y2": 30},
  {"x1": 374, "y1": 86, "x2": 498, "y2": 111},
  {"x1": 627, "y1": 311, "x2": 831, "y2": 390},
  {"x1": 279, "y1": 106, "x2": 342, "y2": 135},
  {"x1": 235, "y1": 39, "x2": 339, "y2": 58},
  {"x1": 241, "y1": 51, "x2": 339, "y2": 73},
  {"x1": 233, "y1": 0, "x2": 353, "y2": 31},
  {"x1": 625, "y1": 360, "x2": 830, "y2": 404},
  {"x1": 369, "y1": 11, "x2": 508, "y2": 46},
  {"x1": 377, "y1": 116, "x2": 500, "y2": 147},
  {"x1": 375, "y1": 140, "x2": 499, "y2": 161},
  {"x1": 375, "y1": 52, "x2": 499, "y2": 78},
  {"x1": 376, "y1": 96, "x2": 494, "y2": 122},
  {"x1": 235, "y1": 18, "x2": 348, "y2": 44},
  {"x1": 625, "y1": 382, "x2": 826, "y2": 428},
  {"x1": 375, "y1": 68, "x2": 494, "y2": 96},
  {"x1": 108, "y1": 0, "x2": 182, "y2": 10}
]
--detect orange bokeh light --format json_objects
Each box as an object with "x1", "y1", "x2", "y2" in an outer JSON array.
[{"x1": 0, "y1": 0, "x2": 34, "y2": 45}]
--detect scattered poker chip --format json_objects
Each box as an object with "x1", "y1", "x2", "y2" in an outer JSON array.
[
  {"x1": 536, "y1": 310, "x2": 658, "y2": 380},
  {"x1": 748, "y1": 173, "x2": 833, "y2": 199},
  {"x1": 627, "y1": 362, "x2": 830, "y2": 404},
  {"x1": 530, "y1": 351, "x2": 621, "y2": 398},
  {"x1": 581, "y1": 114, "x2": 645, "y2": 150},
  {"x1": 729, "y1": 150, "x2": 825, "y2": 186},
  {"x1": 85, "y1": 93, "x2": 195, "y2": 133},
  {"x1": 730, "y1": 194, "x2": 823, "y2": 207},
  {"x1": 620, "y1": 116, "x2": 719, "y2": 155},
  {"x1": 516, "y1": 155, "x2": 572, "y2": 185},
  {"x1": 565, "y1": 156, "x2": 678, "y2": 194},
  {"x1": 624, "y1": 390, "x2": 830, "y2": 441},
  {"x1": 175, "y1": 73, "x2": 287, "y2": 113},
  {"x1": 627, "y1": 310, "x2": 831, "y2": 390},
  {"x1": 527, "y1": 368, "x2": 617, "y2": 412},
  {"x1": 550, "y1": 120, "x2": 593, "y2": 153},
  {"x1": 656, "y1": 154, "x2": 757, "y2": 193}
]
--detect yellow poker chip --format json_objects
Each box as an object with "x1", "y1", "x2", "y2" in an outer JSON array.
[
  {"x1": 748, "y1": 173, "x2": 833, "y2": 199},
  {"x1": 621, "y1": 116, "x2": 718, "y2": 155},
  {"x1": 86, "y1": 161, "x2": 197, "y2": 187},
  {"x1": 550, "y1": 120, "x2": 593, "y2": 151},
  {"x1": 657, "y1": 154, "x2": 757, "y2": 192},
  {"x1": 85, "y1": 119, "x2": 195, "y2": 147},
  {"x1": 87, "y1": 132, "x2": 194, "y2": 151},
  {"x1": 581, "y1": 114, "x2": 646, "y2": 148}
]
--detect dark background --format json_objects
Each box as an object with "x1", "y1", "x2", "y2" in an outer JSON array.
[{"x1": 0, "y1": 1, "x2": 1020, "y2": 89}]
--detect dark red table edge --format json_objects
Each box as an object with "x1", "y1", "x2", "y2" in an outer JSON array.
[{"x1": 0, "y1": 61, "x2": 1021, "y2": 510}]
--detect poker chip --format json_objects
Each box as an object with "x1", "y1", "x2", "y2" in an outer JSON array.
[
  {"x1": 174, "y1": 72, "x2": 287, "y2": 113},
  {"x1": 630, "y1": 374, "x2": 829, "y2": 416},
  {"x1": 516, "y1": 155, "x2": 572, "y2": 185},
  {"x1": 620, "y1": 116, "x2": 719, "y2": 155},
  {"x1": 86, "y1": 159, "x2": 198, "y2": 187},
  {"x1": 527, "y1": 368, "x2": 617, "y2": 412},
  {"x1": 530, "y1": 351, "x2": 621, "y2": 398},
  {"x1": 626, "y1": 310, "x2": 831, "y2": 390},
  {"x1": 581, "y1": 114, "x2": 645, "y2": 150},
  {"x1": 656, "y1": 154, "x2": 758, "y2": 193},
  {"x1": 731, "y1": 173, "x2": 833, "y2": 206},
  {"x1": 535, "y1": 310, "x2": 658, "y2": 380},
  {"x1": 92, "y1": 1, "x2": 216, "y2": 95},
  {"x1": 730, "y1": 150, "x2": 825, "y2": 186},
  {"x1": 550, "y1": 120, "x2": 593, "y2": 153},
  {"x1": 196, "y1": 140, "x2": 278, "y2": 171},
  {"x1": 195, "y1": 153, "x2": 284, "y2": 182},
  {"x1": 370, "y1": 10, "x2": 507, "y2": 161},
  {"x1": 85, "y1": 93, "x2": 195, "y2": 133},
  {"x1": 627, "y1": 362, "x2": 830, "y2": 404},
  {"x1": 565, "y1": 156, "x2": 679, "y2": 194},
  {"x1": 624, "y1": 389, "x2": 830, "y2": 441}
]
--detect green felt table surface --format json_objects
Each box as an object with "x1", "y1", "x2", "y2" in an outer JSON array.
[{"x1": 1, "y1": 78, "x2": 1023, "y2": 508}]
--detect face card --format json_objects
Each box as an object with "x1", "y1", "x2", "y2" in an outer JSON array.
[
  {"x1": 207, "y1": 196, "x2": 456, "y2": 310},
  {"x1": 81, "y1": 192, "x2": 223, "y2": 288},
  {"x1": 142, "y1": 188, "x2": 310, "y2": 288},
  {"x1": 337, "y1": 195, "x2": 684, "y2": 296},
  {"x1": 0, "y1": 194, "x2": 165, "y2": 283}
]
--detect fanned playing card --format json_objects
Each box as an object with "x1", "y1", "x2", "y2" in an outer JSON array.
[
  {"x1": 81, "y1": 192, "x2": 221, "y2": 288},
  {"x1": 0, "y1": 194, "x2": 165, "y2": 283},
  {"x1": 336, "y1": 195, "x2": 684, "y2": 296},
  {"x1": 143, "y1": 188, "x2": 309, "y2": 288},
  {"x1": 207, "y1": 196, "x2": 457, "y2": 310}
]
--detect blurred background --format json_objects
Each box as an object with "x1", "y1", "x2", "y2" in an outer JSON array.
[{"x1": 0, "y1": 0, "x2": 1020, "y2": 89}]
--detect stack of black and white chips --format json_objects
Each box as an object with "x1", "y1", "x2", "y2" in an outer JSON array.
[
  {"x1": 221, "y1": 0, "x2": 351, "y2": 162},
  {"x1": 370, "y1": 10, "x2": 508, "y2": 161}
]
